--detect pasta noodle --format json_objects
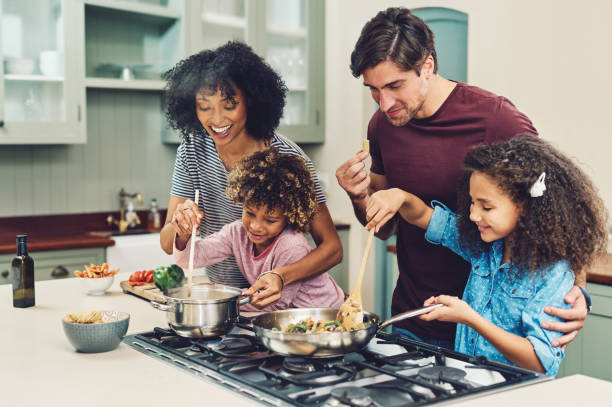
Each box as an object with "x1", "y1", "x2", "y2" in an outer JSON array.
[{"x1": 63, "y1": 311, "x2": 104, "y2": 324}]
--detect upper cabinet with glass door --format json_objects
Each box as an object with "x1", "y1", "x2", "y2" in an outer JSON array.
[
  {"x1": 83, "y1": 0, "x2": 186, "y2": 91},
  {"x1": 0, "y1": 0, "x2": 85, "y2": 144},
  {"x1": 190, "y1": 0, "x2": 324, "y2": 144}
]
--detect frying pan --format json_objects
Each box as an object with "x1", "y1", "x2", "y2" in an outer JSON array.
[{"x1": 250, "y1": 304, "x2": 442, "y2": 358}]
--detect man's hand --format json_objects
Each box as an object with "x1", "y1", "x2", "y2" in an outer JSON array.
[
  {"x1": 541, "y1": 285, "x2": 587, "y2": 350},
  {"x1": 243, "y1": 272, "x2": 283, "y2": 308},
  {"x1": 365, "y1": 188, "x2": 406, "y2": 232},
  {"x1": 419, "y1": 295, "x2": 477, "y2": 325},
  {"x1": 335, "y1": 151, "x2": 370, "y2": 201}
]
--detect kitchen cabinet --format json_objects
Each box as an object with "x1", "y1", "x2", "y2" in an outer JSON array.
[
  {"x1": 82, "y1": 0, "x2": 186, "y2": 144},
  {"x1": 0, "y1": 0, "x2": 86, "y2": 144},
  {"x1": 186, "y1": 0, "x2": 325, "y2": 144},
  {"x1": 306, "y1": 227, "x2": 348, "y2": 292},
  {"x1": 557, "y1": 282, "x2": 612, "y2": 381},
  {"x1": 0, "y1": 247, "x2": 105, "y2": 284}
]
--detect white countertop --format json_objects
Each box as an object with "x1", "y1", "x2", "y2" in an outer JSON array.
[
  {"x1": 0, "y1": 274, "x2": 257, "y2": 407},
  {"x1": 1, "y1": 275, "x2": 610, "y2": 406}
]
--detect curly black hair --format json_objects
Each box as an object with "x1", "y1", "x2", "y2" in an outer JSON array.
[
  {"x1": 226, "y1": 148, "x2": 318, "y2": 232},
  {"x1": 163, "y1": 41, "x2": 287, "y2": 140},
  {"x1": 456, "y1": 135, "x2": 608, "y2": 274}
]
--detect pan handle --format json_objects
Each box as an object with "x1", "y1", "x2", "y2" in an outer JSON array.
[
  {"x1": 239, "y1": 296, "x2": 251, "y2": 305},
  {"x1": 377, "y1": 303, "x2": 444, "y2": 331},
  {"x1": 150, "y1": 300, "x2": 174, "y2": 312}
]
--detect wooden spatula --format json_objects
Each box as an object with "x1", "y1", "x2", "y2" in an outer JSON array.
[
  {"x1": 187, "y1": 189, "x2": 200, "y2": 297},
  {"x1": 337, "y1": 227, "x2": 375, "y2": 331}
]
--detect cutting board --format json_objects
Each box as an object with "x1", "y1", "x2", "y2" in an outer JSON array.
[
  {"x1": 120, "y1": 281, "x2": 166, "y2": 302},
  {"x1": 120, "y1": 275, "x2": 212, "y2": 302}
]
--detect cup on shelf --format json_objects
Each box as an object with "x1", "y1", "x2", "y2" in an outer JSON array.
[{"x1": 39, "y1": 50, "x2": 63, "y2": 76}]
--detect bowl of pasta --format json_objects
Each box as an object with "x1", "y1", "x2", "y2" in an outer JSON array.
[
  {"x1": 74, "y1": 263, "x2": 119, "y2": 296},
  {"x1": 62, "y1": 310, "x2": 130, "y2": 353}
]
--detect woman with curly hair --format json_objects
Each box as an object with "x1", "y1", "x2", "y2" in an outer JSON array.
[
  {"x1": 364, "y1": 136, "x2": 608, "y2": 376},
  {"x1": 160, "y1": 41, "x2": 342, "y2": 309},
  {"x1": 173, "y1": 148, "x2": 344, "y2": 310}
]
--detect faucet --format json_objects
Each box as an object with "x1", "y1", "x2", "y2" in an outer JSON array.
[{"x1": 107, "y1": 187, "x2": 143, "y2": 233}]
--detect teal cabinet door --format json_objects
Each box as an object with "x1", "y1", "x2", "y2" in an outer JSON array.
[
  {"x1": 558, "y1": 282, "x2": 612, "y2": 381},
  {"x1": 413, "y1": 8, "x2": 468, "y2": 82}
]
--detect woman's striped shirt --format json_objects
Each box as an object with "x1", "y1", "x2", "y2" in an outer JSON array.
[{"x1": 170, "y1": 131, "x2": 325, "y2": 288}]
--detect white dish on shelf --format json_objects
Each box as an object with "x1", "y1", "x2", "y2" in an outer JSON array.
[{"x1": 4, "y1": 57, "x2": 35, "y2": 75}]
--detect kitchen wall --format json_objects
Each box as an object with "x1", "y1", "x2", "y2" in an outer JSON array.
[
  {"x1": 0, "y1": 89, "x2": 177, "y2": 215},
  {"x1": 304, "y1": 0, "x2": 612, "y2": 312}
]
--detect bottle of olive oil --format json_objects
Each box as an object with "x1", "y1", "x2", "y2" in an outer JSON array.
[{"x1": 12, "y1": 234, "x2": 35, "y2": 308}]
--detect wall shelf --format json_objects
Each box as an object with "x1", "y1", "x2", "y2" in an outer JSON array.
[
  {"x1": 267, "y1": 25, "x2": 306, "y2": 38},
  {"x1": 201, "y1": 12, "x2": 246, "y2": 29},
  {"x1": 85, "y1": 77, "x2": 165, "y2": 91},
  {"x1": 5, "y1": 74, "x2": 64, "y2": 82},
  {"x1": 84, "y1": 0, "x2": 181, "y2": 22}
]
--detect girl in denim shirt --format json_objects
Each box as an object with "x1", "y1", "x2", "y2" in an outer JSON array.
[{"x1": 365, "y1": 136, "x2": 608, "y2": 376}]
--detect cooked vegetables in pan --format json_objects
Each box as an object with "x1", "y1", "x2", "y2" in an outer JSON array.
[{"x1": 281, "y1": 316, "x2": 366, "y2": 333}]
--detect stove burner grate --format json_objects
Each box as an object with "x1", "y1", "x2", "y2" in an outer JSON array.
[
  {"x1": 329, "y1": 386, "x2": 375, "y2": 407},
  {"x1": 419, "y1": 366, "x2": 467, "y2": 382},
  {"x1": 259, "y1": 358, "x2": 357, "y2": 387}
]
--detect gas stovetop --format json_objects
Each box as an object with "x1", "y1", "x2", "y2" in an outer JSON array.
[{"x1": 123, "y1": 326, "x2": 550, "y2": 406}]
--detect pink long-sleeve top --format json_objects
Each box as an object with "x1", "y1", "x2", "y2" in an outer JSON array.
[{"x1": 173, "y1": 220, "x2": 344, "y2": 311}]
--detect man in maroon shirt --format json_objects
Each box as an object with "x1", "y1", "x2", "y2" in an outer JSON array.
[{"x1": 336, "y1": 7, "x2": 588, "y2": 348}]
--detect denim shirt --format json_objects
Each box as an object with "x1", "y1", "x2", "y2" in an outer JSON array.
[{"x1": 424, "y1": 202, "x2": 575, "y2": 376}]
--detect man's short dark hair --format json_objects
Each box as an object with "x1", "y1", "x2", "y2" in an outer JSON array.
[{"x1": 350, "y1": 7, "x2": 438, "y2": 78}]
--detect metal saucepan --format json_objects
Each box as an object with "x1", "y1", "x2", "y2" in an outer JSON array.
[
  {"x1": 251, "y1": 304, "x2": 442, "y2": 358},
  {"x1": 151, "y1": 284, "x2": 250, "y2": 338}
]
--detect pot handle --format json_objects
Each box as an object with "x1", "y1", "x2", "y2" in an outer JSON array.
[
  {"x1": 239, "y1": 296, "x2": 251, "y2": 305},
  {"x1": 150, "y1": 300, "x2": 174, "y2": 312},
  {"x1": 377, "y1": 303, "x2": 444, "y2": 332}
]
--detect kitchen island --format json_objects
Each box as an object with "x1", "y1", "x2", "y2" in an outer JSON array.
[{"x1": 1, "y1": 275, "x2": 610, "y2": 406}]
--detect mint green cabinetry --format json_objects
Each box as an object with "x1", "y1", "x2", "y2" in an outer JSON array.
[
  {"x1": 306, "y1": 228, "x2": 348, "y2": 293},
  {"x1": 557, "y1": 282, "x2": 612, "y2": 381},
  {"x1": 0, "y1": 0, "x2": 86, "y2": 144},
  {"x1": 0, "y1": 247, "x2": 105, "y2": 285}
]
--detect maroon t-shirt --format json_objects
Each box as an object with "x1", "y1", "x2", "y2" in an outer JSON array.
[{"x1": 369, "y1": 82, "x2": 538, "y2": 340}]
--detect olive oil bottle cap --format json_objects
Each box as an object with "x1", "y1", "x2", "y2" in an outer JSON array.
[{"x1": 16, "y1": 234, "x2": 28, "y2": 255}]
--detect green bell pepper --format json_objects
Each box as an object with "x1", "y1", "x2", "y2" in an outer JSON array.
[{"x1": 153, "y1": 264, "x2": 185, "y2": 292}]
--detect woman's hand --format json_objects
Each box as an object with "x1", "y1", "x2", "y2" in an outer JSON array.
[
  {"x1": 365, "y1": 188, "x2": 407, "y2": 232},
  {"x1": 243, "y1": 271, "x2": 283, "y2": 308},
  {"x1": 171, "y1": 199, "x2": 203, "y2": 250},
  {"x1": 419, "y1": 295, "x2": 477, "y2": 325}
]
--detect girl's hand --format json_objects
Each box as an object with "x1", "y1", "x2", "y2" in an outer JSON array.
[
  {"x1": 171, "y1": 199, "x2": 203, "y2": 248},
  {"x1": 365, "y1": 188, "x2": 406, "y2": 232},
  {"x1": 243, "y1": 271, "x2": 283, "y2": 308},
  {"x1": 419, "y1": 295, "x2": 477, "y2": 325}
]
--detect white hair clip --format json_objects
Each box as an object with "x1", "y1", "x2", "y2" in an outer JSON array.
[{"x1": 529, "y1": 172, "x2": 546, "y2": 198}]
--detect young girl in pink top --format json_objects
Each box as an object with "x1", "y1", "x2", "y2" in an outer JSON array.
[{"x1": 173, "y1": 148, "x2": 344, "y2": 311}]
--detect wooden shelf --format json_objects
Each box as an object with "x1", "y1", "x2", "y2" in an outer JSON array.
[
  {"x1": 201, "y1": 12, "x2": 246, "y2": 29},
  {"x1": 4, "y1": 74, "x2": 64, "y2": 82},
  {"x1": 85, "y1": 78, "x2": 165, "y2": 91}
]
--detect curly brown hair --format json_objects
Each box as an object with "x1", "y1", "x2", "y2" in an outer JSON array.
[
  {"x1": 226, "y1": 148, "x2": 318, "y2": 232},
  {"x1": 456, "y1": 135, "x2": 608, "y2": 274}
]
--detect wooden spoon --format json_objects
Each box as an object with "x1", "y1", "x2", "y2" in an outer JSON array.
[
  {"x1": 187, "y1": 189, "x2": 200, "y2": 297},
  {"x1": 337, "y1": 227, "x2": 375, "y2": 331}
]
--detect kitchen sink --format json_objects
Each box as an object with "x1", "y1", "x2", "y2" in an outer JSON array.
[{"x1": 106, "y1": 232, "x2": 178, "y2": 274}]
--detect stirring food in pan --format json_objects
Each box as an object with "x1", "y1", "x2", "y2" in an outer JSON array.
[{"x1": 281, "y1": 316, "x2": 366, "y2": 333}]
